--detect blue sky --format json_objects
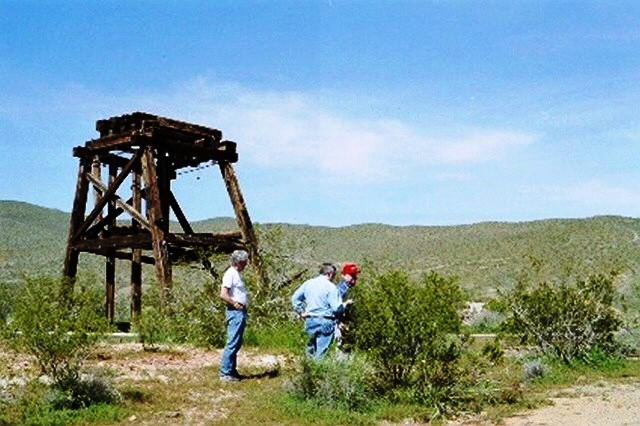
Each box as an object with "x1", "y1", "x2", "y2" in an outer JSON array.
[{"x1": 1, "y1": 1, "x2": 639, "y2": 226}]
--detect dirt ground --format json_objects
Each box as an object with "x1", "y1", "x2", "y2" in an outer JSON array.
[
  {"x1": 91, "y1": 343, "x2": 640, "y2": 425},
  {"x1": 501, "y1": 382, "x2": 640, "y2": 426},
  {"x1": 2, "y1": 342, "x2": 639, "y2": 425}
]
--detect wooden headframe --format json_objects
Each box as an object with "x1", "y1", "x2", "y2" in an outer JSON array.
[{"x1": 62, "y1": 112, "x2": 266, "y2": 320}]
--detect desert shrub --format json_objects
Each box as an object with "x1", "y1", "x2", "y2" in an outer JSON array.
[
  {"x1": 4, "y1": 275, "x2": 110, "y2": 388},
  {"x1": 352, "y1": 270, "x2": 465, "y2": 387},
  {"x1": 1, "y1": 377, "x2": 125, "y2": 425},
  {"x1": 522, "y1": 358, "x2": 547, "y2": 381},
  {"x1": 132, "y1": 280, "x2": 225, "y2": 349},
  {"x1": 497, "y1": 272, "x2": 623, "y2": 363},
  {"x1": 244, "y1": 225, "x2": 315, "y2": 328},
  {"x1": 481, "y1": 338, "x2": 505, "y2": 365},
  {"x1": 288, "y1": 354, "x2": 377, "y2": 412},
  {"x1": 1, "y1": 275, "x2": 119, "y2": 413},
  {"x1": 410, "y1": 338, "x2": 465, "y2": 418},
  {"x1": 134, "y1": 305, "x2": 171, "y2": 351},
  {"x1": 464, "y1": 309, "x2": 505, "y2": 334},
  {"x1": 0, "y1": 280, "x2": 18, "y2": 327},
  {"x1": 46, "y1": 372, "x2": 122, "y2": 410}
]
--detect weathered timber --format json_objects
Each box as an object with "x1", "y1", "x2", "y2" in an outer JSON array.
[
  {"x1": 96, "y1": 112, "x2": 223, "y2": 141},
  {"x1": 73, "y1": 150, "x2": 143, "y2": 241},
  {"x1": 79, "y1": 130, "x2": 142, "y2": 154},
  {"x1": 70, "y1": 232, "x2": 243, "y2": 252},
  {"x1": 142, "y1": 146, "x2": 172, "y2": 299},
  {"x1": 86, "y1": 174, "x2": 151, "y2": 230},
  {"x1": 131, "y1": 171, "x2": 142, "y2": 320},
  {"x1": 219, "y1": 162, "x2": 268, "y2": 287},
  {"x1": 169, "y1": 191, "x2": 194, "y2": 234},
  {"x1": 62, "y1": 156, "x2": 91, "y2": 298},
  {"x1": 92, "y1": 157, "x2": 103, "y2": 223},
  {"x1": 64, "y1": 112, "x2": 263, "y2": 318},
  {"x1": 105, "y1": 163, "x2": 117, "y2": 321}
]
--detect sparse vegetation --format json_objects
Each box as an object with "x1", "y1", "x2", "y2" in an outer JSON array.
[
  {"x1": 496, "y1": 272, "x2": 624, "y2": 364},
  {"x1": 0, "y1": 201, "x2": 639, "y2": 424}
]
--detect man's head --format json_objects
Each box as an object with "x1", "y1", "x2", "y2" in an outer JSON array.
[
  {"x1": 319, "y1": 262, "x2": 337, "y2": 281},
  {"x1": 230, "y1": 250, "x2": 249, "y2": 271},
  {"x1": 341, "y1": 262, "x2": 360, "y2": 285}
]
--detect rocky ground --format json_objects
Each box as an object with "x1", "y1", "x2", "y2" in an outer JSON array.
[{"x1": 2, "y1": 342, "x2": 639, "y2": 425}]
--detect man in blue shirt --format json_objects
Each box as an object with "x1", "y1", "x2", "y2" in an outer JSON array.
[{"x1": 292, "y1": 263, "x2": 354, "y2": 359}]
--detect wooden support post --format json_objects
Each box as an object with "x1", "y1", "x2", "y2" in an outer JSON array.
[
  {"x1": 142, "y1": 147, "x2": 172, "y2": 302},
  {"x1": 62, "y1": 157, "x2": 91, "y2": 299},
  {"x1": 92, "y1": 156, "x2": 103, "y2": 223},
  {"x1": 105, "y1": 162, "x2": 117, "y2": 322},
  {"x1": 219, "y1": 162, "x2": 268, "y2": 287},
  {"x1": 131, "y1": 170, "x2": 142, "y2": 320}
]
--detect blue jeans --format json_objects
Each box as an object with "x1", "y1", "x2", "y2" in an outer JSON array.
[
  {"x1": 304, "y1": 317, "x2": 336, "y2": 359},
  {"x1": 220, "y1": 309, "x2": 247, "y2": 377}
]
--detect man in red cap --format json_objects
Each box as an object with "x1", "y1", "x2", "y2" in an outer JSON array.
[
  {"x1": 335, "y1": 263, "x2": 360, "y2": 350},
  {"x1": 337, "y1": 262, "x2": 360, "y2": 299}
]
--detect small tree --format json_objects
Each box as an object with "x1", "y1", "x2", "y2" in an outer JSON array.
[
  {"x1": 498, "y1": 272, "x2": 623, "y2": 363},
  {"x1": 352, "y1": 270, "x2": 465, "y2": 386}
]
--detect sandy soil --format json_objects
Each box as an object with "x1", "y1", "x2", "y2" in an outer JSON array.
[
  {"x1": 2, "y1": 343, "x2": 639, "y2": 425},
  {"x1": 502, "y1": 382, "x2": 640, "y2": 426}
]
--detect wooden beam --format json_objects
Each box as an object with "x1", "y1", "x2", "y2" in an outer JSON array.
[
  {"x1": 62, "y1": 156, "x2": 91, "y2": 298},
  {"x1": 83, "y1": 129, "x2": 140, "y2": 152},
  {"x1": 142, "y1": 146, "x2": 172, "y2": 298},
  {"x1": 219, "y1": 162, "x2": 268, "y2": 287},
  {"x1": 169, "y1": 190, "x2": 194, "y2": 234},
  {"x1": 105, "y1": 163, "x2": 117, "y2": 323},
  {"x1": 70, "y1": 232, "x2": 243, "y2": 251},
  {"x1": 131, "y1": 170, "x2": 142, "y2": 320},
  {"x1": 86, "y1": 175, "x2": 150, "y2": 230},
  {"x1": 92, "y1": 156, "x2": 103, "y2": 224},
  {"x1": 73, "y1": 149, "x2": 143, "y2": 241},
  {"x1": 80, "y1": 248, "x2": 155, "y2": 264}
]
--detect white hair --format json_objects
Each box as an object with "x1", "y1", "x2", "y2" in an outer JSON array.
[{"x1": 230, "y1": 250, "x2": 249, "y2": 266}]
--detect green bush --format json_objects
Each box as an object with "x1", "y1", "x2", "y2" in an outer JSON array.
[
  {"x1": 0, "y1": 280, "x2": 17, "y2": 327},
  {"x1": 3, "y1": 275, "x2": 110, "y2": 389},
  {"x1": 410, "y1": 338, "x2": 465, "y2": 418},
  {"x1": 132, "y1": 281, "x2": 226, "y2": 349},
  {"x1": 497, "y1": 272, "x2": 623, "y2": 363},
  {"x1": 46, "y1": 372, "x2": 122, "y2": 410},
  {"x1": 0, "y1": 275, "x2": 120, "y2": 416},
  {"x1": 352, "y1": 270, "x2": 465, "y2": 386},
  {"x1": 288, "y1": 354, "x2": 377, "y2": 412}
]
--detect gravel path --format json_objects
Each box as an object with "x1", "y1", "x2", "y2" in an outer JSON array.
[{"x1": 503, "y1": 382, "x2": 640, "y2": 425}]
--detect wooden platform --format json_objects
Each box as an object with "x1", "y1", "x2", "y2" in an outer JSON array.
[{"x1": 63, "y1": 113, "x2": 264, "y2": 321}]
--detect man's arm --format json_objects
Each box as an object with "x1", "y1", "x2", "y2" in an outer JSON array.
[
  {"x1": 220, "y1": 285, "x2": 244, "y2": 310},
  {"x1": 291, "y1": 283, "x2": 306, "y2": 316},
  {"x1": 329, "y1": 285, "x2": 353, "y2": 316}
]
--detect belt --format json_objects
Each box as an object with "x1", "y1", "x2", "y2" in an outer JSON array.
[{"x1": 227, "y1": 304, "x2": 246, "y2": 311}]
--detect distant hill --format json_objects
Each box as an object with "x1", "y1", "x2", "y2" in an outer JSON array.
[{"x1": 2, "y1": 200, "x2": 640, "y2": 300}]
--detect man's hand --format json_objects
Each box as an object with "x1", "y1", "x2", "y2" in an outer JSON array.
[{"x1": 345, "y1": 299, "x2": 355, "y2": 306}]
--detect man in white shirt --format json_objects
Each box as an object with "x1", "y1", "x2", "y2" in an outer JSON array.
[{"x1": 219, "y1": 250, "x2": 250, "y2": 381}]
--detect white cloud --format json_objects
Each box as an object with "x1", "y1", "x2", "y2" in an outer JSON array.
[
  {"x1": 426, "y1": 130, "x2": 536, "y2": 163},
  {"x1": 160, "y1": 80, "x2": 537, "y2": 182},
  {"x1": 528, "y1": 179, "x2": 640, "y2": 207},
  {"x1": 10, "y1": 78, "x2": 537, "y2": 183}
]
